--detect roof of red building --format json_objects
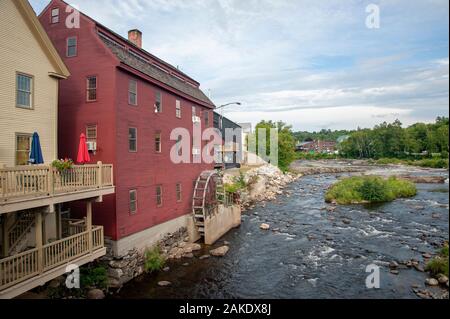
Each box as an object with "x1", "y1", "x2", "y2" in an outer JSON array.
[
  {"x1": 44, "y1": 0, "x2": 215, "y2": 108},
  {"x1": 101, "y1": 35, "x2": 214, "y2": 107}
]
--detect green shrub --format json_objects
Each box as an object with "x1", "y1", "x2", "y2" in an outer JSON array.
[
  {"x1": 325, "y1": 176, "x2": 417, "y2": 205},
  {"x1": 144, "y1": 247, "x2": 165, "y2": 273},
  {"x1": 325, "y1": 176, "x2": 365, "y2": 204},
  {"x1": 295, "y1": 152, "x2": 340, "y2": 160},
  {"x1": 359, "y1": 177, "x2": 389, "y2": 202},
  {"x1": 426, "y1": 244, "x2": 449, "y2": 277},
  {"x1": 415, "y1": 158, "x2": 449, "y2": 169},
  {"x1": 386, "y1": 176, "x2": 417, "y2": 198},
  {"x1": 426, "y1": 258, "x2": 449, "y2": 277},
  {"x1": 441, "y1": 245, "x2": 449, "y2": 258},
  {"x1": 225, "y1": 183, "x2": 240, "y2": 193},
  {"x1": 376, "y1": 158, "x2": 403, "y2": 165},
  {"x1": 425, "y1": 243, "x2": 448, "y2": 277},
  {"x1": 235, "y1": 171, "x2": 247, "y2": 189},
  {"x1": 80, "y1": 265, "x2": 108, "y2": 289},
  {"x1": 224, "y1": 171, "x2": 248, "y2": 194},
  {"x1": 376, "y1": 157, "x2": 449, "y2": 169}
]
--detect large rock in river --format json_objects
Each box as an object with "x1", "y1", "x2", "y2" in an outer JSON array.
[{"x1": 210, "y1": 246, "x2": 229, "y2": 257}]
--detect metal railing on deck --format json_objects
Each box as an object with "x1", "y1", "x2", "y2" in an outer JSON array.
[{"x1": 0, "y1": 163, "x2": 113, "y2": 203}]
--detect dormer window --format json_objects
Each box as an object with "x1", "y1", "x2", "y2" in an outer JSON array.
[{"x1": 51, "y1": 8, "x2": 59, "y2": 24}]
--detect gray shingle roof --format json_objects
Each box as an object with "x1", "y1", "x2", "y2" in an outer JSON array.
[{"x1": 100, "y1": 36, "x2": 214, "y2": 107}]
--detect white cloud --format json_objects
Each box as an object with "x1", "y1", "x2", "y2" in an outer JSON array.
[{"x1": 30, "y1": 0, "x2": 449, "y2": 131}]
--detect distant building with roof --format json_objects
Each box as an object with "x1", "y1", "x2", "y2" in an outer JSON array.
[{"x1": 214, "y1": 113, "x2": 242, "y2": 169}]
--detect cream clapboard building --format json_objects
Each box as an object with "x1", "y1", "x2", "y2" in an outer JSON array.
[
  {"x1": 0, "y1": 0, "x2": 114, "y2": 299},
  {"x1": 0, "y1": 0, "x2": 69, "y2": 167}
]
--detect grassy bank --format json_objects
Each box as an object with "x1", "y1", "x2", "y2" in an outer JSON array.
[
  {"x1": 325, "y1": 176, "x2": 417, "y2": 205},
  {"x1": 295, "y1": 152, "x2": 340, "y2": 160},
  {"x1": 373, "y1": 158, "x2": 449, "y2": 169}
]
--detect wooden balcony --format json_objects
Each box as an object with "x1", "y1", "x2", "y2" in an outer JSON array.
[
  {"x1": 0, "y1": 163, "x2": 114, "y2": 214},
  {"x1": 0, "y1": 224, "x2": 105, "y2": 298}
]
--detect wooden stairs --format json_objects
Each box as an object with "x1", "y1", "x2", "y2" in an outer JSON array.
[{"x1": 1, "y1": 211, "x2": 35, "y2": 257}]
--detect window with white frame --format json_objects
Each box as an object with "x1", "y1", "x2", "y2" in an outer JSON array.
[
  {"x1": 16, "y1": 73, "x2": 33, "y2": 108},
  {"x1": 16, "y1": 133, "x2": 32, "y2": 165},
  {"x1": 129, "y1": 127, "x2": 137, "y2": 152},
  {"x1": 86, "y1": 76, "x2": 97, "y2": 101},
  {"x1": 155, "y1": 91, "x2": 162, "y2": 113},
  {"x1": 129, "y1": 190, "x2": 137, "y2": 214},
  {"x1": 176, "y1": 183, "x2": 182, "y2": 202},
  {"x1": 176, "y1": 100, "x2": 181, "y2": 118},
  {"x1": 156, "y1": 185, "x2": 163, "y2": 207},
  {"x1": 51, "y1": 8, "x2": 59, "y2": 23},
  {"x1": 86, "y1": 124, "x2": 97, "y2": 143},
  {"x1": 176, "y1": 135, "x2": 182, "y2": 155},
  {"x1": 155, "y1": 132, "x2": 162, "y2": 153},
  {"x1": 67, "y1": 37, "x2": 77, "y2": 57},
  {"x1": 129, "y1": 80, "x2": 137, "y2": 105}
]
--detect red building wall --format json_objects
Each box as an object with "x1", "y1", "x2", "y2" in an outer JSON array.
[
  {"x1": 39, "y1": 0, "x2": 214, "y2": 241},
  {"x1": 114, "y1": 68, "x2": 213, "y2": 238},
  {"x1": 40, "y1": 1, "x2": 119, "y2": 238}
]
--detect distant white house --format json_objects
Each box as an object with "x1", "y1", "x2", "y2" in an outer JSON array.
[{"x1": 237, "y1": 123, "x2": 252, "y2": 152}]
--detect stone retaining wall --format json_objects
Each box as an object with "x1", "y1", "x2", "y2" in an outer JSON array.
[{"x1": 102, "y1": 227, "x2": 189, "y2": 288}]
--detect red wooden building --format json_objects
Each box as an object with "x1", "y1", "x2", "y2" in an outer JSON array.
[{"x1": 39, "y1": 0, "x2": 215, "y2": 255}]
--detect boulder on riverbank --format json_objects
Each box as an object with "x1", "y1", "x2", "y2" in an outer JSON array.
[
  {"x1": 87, "y1": 289, "x2": 105, "y2": 299},
  {"x1": 210, "y1": 246, "x2": 230, "y2": 257},
  {"x1": 224, "y1": 163, "x2": 301, "y2": 210}
]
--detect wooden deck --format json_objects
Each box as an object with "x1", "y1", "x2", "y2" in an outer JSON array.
[
  {"x1": 0, "y1": 225, "x2": 104, "y2": 297},
  {"x1": 0, "y1": 163, "x2": 114, "y2": 214}
]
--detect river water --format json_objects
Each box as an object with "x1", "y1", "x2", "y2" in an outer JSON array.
[{"x1": 116, "y1": 170, "x2": 449, "y2": 299}]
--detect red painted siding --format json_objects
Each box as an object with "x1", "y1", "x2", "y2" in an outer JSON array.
[{"x1": 39, "y1": 0, "x2": 215, "y2": 241}]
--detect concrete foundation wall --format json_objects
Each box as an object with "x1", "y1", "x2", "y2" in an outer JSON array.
[
  {"x1": 108, "y1": 213, "x2": 195, "y2": 257},
  {"x1": 204, "y1": 205, "x2": 241, "y2": 245}
]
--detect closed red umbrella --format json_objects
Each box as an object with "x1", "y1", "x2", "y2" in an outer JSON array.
[{"x1": 77, "y1": 133, "x2": 91, "y2": 164}]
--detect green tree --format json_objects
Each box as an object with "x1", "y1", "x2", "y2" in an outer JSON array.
[
  {"x1": 339, "y1": 117, "x2": 448, "y2": 160},
  {"x1": 254, "y1": 120, "x2": 296, "y2": 171}
]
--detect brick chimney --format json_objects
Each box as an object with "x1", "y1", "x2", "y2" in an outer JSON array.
[{"x1": 128, "y1": 29, "x2": 142, "y2": 48}]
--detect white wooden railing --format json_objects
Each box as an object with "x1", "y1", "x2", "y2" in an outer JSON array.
[
  {"x1": 0, "y1": 163, "x2": 113, "y2": 203},
  {"x1": 0, "y1": 226, "x2": 104, "y2": 291},
  {"x1": 61, "y1": 218, "x2": 86, "y2": 237},
  {"x1": 0, "y1": 248, "x2": 39, "y2": 290}
]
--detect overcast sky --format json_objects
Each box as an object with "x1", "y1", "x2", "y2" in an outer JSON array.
[{"x1": 31, "y1": 0, "x2": 449, "y2": 132}]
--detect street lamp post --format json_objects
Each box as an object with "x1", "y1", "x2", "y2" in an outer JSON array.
[
  {"x1": 215, "y1": 102, "x2": 242, "y2": 110},
  {"x1": 215, "y1": 102, "x2": 242, "y2": 129}
]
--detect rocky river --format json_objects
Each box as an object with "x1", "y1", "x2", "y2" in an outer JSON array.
[{"x1": 115, "y1": 163, "x2": 449, "y2": 299}]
